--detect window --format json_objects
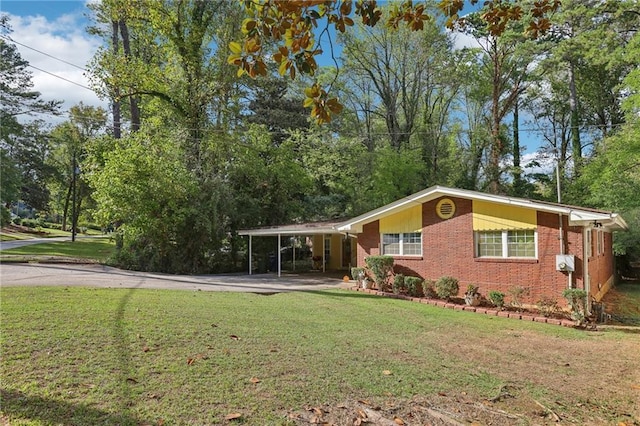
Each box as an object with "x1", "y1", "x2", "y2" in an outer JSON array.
[
  {"x1": 381, "y1": 232, "x2": 422, "y2": 256},
  {"x1": 597, "y1": 230, "x2": 604, "y2": 255},
  {"x1": 476, "y1": 230, "x2": 536, "y2": 258},
  {"x1": 586, "y1": 229, "x2": 592, "y2": 258},
  {"x1": 324, "y1": 236, "x2": 331, "y2": 260}
]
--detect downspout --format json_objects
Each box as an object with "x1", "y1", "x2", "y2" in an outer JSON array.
[{"x1": 556, "y1": 158, "x2": 572, "y2": 288}]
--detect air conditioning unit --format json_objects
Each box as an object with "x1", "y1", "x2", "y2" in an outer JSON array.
[{"x1": 556, "y1": 254, "x2": 575, "y2": 272}]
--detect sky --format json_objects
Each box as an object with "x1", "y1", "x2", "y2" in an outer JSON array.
[
  {"x1": 1, "y1": 0, "x2": 549, "y2": 167},
  {"x1": 1, "y1": 0, "x2": 106, "y2": 121}
]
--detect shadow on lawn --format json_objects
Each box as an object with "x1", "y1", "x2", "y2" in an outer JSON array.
[{"x1": 0, "y1": 389, "x2": 147, "y2": 425}]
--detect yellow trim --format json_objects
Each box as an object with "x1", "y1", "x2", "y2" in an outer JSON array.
[
  {"x1": 379, "y1": 205, "x2": 422, "y2": 234},
  {"x1": 472, "y1": 200, "x2": 536, "y2": 231}
]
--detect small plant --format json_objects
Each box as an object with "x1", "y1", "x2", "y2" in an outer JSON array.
[
  {"x1": 488, "y1": 290, "x2": 505, "y2": 309},
  {"x1": 404, "y1": 276, "x2": 424, "y2": 297},
  {"x1": 364, "y1": 255, "x2": 394, "y2": 292},
  {"x1": 508, "y1": 285, "x2": 530, "y2": 311},
  {"x1": 563, "y1": 288, "x2": 588, "y2": 324},
  {"x1": 434, "y1": 276, "x2": 459, "y2": 300},
  {"x1": 537, "y1": 296, "x2": 559, "y2": 318},
  {"x1": 392, "y1": 274, "x2": 405, "y2": 294},
  {"x1": 422, "y1": 279, "x2": 436, "y2": 298},
  {"x1": 464, "y1": 284, "x2": 481, "y2": 306},
  {"x1": 350, "y1": 267, "x2": 365, "y2": 281}
]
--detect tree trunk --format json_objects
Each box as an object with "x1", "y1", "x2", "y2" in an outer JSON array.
[
  {"x1": 569, "y1": 60, "x2": 581, "y2": 176},
  {"x1": 118, "y1": 19, "x2": 140, "y2": 131},
  {"x1": 111, "y1": 20, "x2": 122, "y2": 139}
]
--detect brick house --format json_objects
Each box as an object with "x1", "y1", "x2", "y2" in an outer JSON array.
[{"x1": 336, "y1": 186, "x2": 627, "y2": 307}]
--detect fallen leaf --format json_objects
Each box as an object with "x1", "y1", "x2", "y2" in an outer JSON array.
[
  {"x1": 358, "y1": 400, "x2": 370, "y2": 405},
  {"x1": 357, "y1": 409, "x2": 367, "y2": 419},
  {"x1": 157, "y1": 419, "x2": 164, "y2": 426},
  {"x1": 382, "y1": 370, "x2": 392, "y2": 375},
  {"x1": 438, "y1": 391, "x2": 447, "y2": 396},
  {"x1": 394, "y1": 417, "x2": 405, "y2": 425},
  {"x1": 632, "y1": 385, "x2": 640, "y2": 390},
  {"x1": 187, "y1": 358, "x2": 194, "y2": 365},
  {"x1": 126, "y1": 377, "x2": 138, "y2": 384},
  {"x1": 225, "y1": 412, "x2": 242, "y2": 420},
  {"x1": 230, "y1": 335, "x2": 240, "y2": 340},
  {"x1": 143, "y1": 346, "x2": 150, "y2": 352},
  {"x1": 211, "y1": 324, "x2": 218, "y2": 327},
  {"x1": 250, "y1": 377, "x2": 261, "y2": 384}
]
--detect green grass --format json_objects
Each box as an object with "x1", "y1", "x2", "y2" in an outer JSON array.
[
  {"x1": 2, "y1": 287, "x2": 639, "y2": 425},
  {"x1": 0, "y1": 237, "x2": 115, "y2": 262}
]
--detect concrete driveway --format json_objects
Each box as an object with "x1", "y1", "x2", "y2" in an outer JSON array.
[{"x1": 0, "y1": 263, "x2": 350, "y2": 293}]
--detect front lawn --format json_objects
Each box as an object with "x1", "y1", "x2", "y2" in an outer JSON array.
[
  {"x1": 1, "y1": 287, "x2": 639, "y2": 425},
  {"x1": 0, "y1": 237, "x2": 115, "y2": 262}
]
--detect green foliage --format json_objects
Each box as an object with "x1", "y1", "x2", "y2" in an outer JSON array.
[
  {"x1": 0, "y1": 207, "x2": 10, "y2": 226},
  {"x1": 364, "y1": 255, "x2": 394, "y2": 291},
  {"x1": 392, "y1": 274, "x2": 405, "y2": 295},
  {"x1": 404, "y1": 276, "x2": 424, "y2": 297},
  {"x1": 562, "y1": 288, "x2": 588, "y2": 324},
  {"x1": 350, "y1": 267, "x2": 365, "y2": 281},
  {"x1": 488, "y1": 290, "x2": 505, "y2": 308},
  {"x1": 434, "y1": 276, "x2": 459, "y2": 300},
  {"x1": 422, "y1": 279, "x2": 437, "y2": 298}
]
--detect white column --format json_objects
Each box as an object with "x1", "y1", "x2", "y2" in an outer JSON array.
[
  {"x1": 248, "y1": 235, "x2": 252, "y2": 275},
  {"x1": 277, "y1": 233, "x2": 282, "y2": 277},
  {"x1": 292, "y1": 237, "x2": 296, "y2": 272}
]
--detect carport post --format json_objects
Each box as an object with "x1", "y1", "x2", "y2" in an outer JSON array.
[
  {"x1": 292, "y1": 239, "x2": 296, "y2": 272},
  {"x1": 277, "y1": 233, "x2": 282, "y2": 277},
  {"x1": 248, "y1": 235, "x2": 252, "y2": 275},
  {"x1": 322, "y1": 234, "x2": 326, "y2": 273}
]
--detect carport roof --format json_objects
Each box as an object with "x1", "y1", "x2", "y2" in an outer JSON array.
[{"x1": 237, "y1": 220, "x2": 346, "y2": 236}]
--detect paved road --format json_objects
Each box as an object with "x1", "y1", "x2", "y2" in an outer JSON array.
[
  {"x1": 0, "y1": 263, "x2": 349, "y2": 293},
  {"x1": 0, "y1": 237, "x2": 70, "y2": 250}
]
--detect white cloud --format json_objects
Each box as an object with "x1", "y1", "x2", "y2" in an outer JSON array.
[{"x1": 6, "y1": 9, "x2": 108, "y2": 124}]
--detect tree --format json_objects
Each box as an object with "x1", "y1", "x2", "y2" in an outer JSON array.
[
  {"x1": 229, "y1": 0, "x2": 561, "y2": 123},
  {"x1": 1, "y1": 16, "x2": 61, "y2": 211}
]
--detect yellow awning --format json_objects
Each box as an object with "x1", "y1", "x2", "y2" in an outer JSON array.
[
  {"x1": 472, "y1": 200, "x2": 537, "y2": 231},
  {"x1": 379, "y1": 205, "x2": 422, "y2": 234}
]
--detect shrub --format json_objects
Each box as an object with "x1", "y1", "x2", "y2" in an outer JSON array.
[
  {"x1": 12, "y1": 217, "x2": 22, "y2": 226},
  {"x1": 392, "y1": 274, "x2": 405, "y2": 294},
  {"x1": 537, "y1": 296, "x2": 559, "y2": 318},
  {"x1": 562, "y1": 288, "x2": 588, "y2": 324},
  {"x1": 404, "y1": 276, "x2": 423, "y2": 297},
  {"x1": 434, "y1": 276, "x2": 459, "y2": 300},
  {"x1": 364, "y1": 256, "x2": 394, "y2": 292},
  {"x1": 508, "y1": 285, "x2": 530, "y2": 311},
  {"x1": 422, "y1": 279, "x2": 437, "y2": 298},
  {"x1": 488, "y1": 290, "x2": 505, "y2": 308},
  {"x1": 350, "y1": 267, "x2": 365, "y2": 281},
  {"x1": 0, "y1": 207, "x2": 10, "y2": 226}
]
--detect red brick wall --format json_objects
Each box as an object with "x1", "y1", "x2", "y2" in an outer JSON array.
[{"x1": 354, "y1": 196, "x2": 605, "y2": 306}]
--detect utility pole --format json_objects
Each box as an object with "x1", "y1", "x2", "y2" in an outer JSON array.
[{"x1": 71, "y1": 151, "x2": 77, "y2": 242}]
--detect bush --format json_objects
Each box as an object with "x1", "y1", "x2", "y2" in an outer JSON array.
[
  {"x1": 434, "y1": 276, "x2": 459, "y2": 300},
  {"x1": 0, "y1": 207, "x2": 10, "y2": 226},
  {"x1": 364, "y1": 256, "x2": 394, "y2": 292},
  {"x1": 508, "y1": 285, "x2": 530, "y2": 311},
  {"x1": 488, "y1": 290, "x2": 505, "y2": 308},
  {"x1": 404, "y1": 276, "x2": 423, "y2": 297},
  {"x1": 12, "y1": 217, "x2": 22, "y2": 226},
  {"x1": 562, "y1": 288, "x2": 588, "y2": 323},
  {"x1": 392, "y1": 274, "x2": 405, "y2": 294},
  {"x1": 422, "y1": 279, "x2": 437, "y2": 298},
  {"x1": 350, "y1": 267, "x2": 365, "y2": 281},
  {"x1": 537, "y1": 296, "x2": 559, "y2": 317}
]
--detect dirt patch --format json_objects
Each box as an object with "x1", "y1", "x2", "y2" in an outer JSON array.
[{"x1": 286, "y1": 392, "x2": 592, "y2": 425}]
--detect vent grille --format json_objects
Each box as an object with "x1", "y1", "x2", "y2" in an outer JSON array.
[{"x1": 436, "y1": 198, "x2": 456, "y2": 219}]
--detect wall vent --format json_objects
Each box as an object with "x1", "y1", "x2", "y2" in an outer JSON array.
[{"x1": 436, "y1": 198, "x2": 456, "y2": 219}]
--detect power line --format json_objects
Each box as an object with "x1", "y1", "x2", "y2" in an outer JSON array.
[
  {"x1": 26, "y1": 64, "x2": 93, "y2": 91},
  {"x1": 1, "y1": 35, "x2": 88, "y2": 71}
]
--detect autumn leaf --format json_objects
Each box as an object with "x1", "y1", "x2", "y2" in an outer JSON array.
[
  {"x1": 382, "y1": 370, "x2": 392, "y2": 375},
  {"x1": 225, "y1": 412, "x2": 242, "y2": 420},
  {"x1": 394, "y1": 417, "x2": 405, "y2": 425},
  {"x1": 229, "y1": 41, "x2": 242, "y2": 54},
  {"x1": 230, "y1": 334, "x2": 240, "y2": 340},
  {"x1": 250, "y1": 377, "x2": 261, "y2": 384}
]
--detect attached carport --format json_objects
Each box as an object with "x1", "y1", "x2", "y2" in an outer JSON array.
[{"x1": 238, "y1": 221, "x2": 347, "y2": 277}]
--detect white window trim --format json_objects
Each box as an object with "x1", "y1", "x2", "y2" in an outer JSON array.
[
  {"x1": 380, "y1": 232, "x2": 422, "y2": 257},
  {"x1": 475, "y1": 230, "x2": 538, "y2": 259}
]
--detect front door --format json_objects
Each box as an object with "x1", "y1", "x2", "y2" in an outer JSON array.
[{"x1": 342, "y1": 238, "x2": 352, "y2": 269}]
